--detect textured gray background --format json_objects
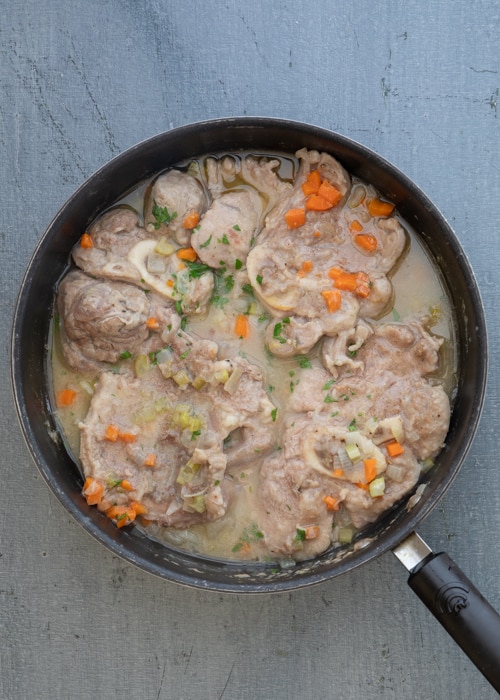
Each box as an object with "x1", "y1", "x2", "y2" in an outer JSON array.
[{"x1": 1, "y1": 1, "x2": 499, "y2": 698}]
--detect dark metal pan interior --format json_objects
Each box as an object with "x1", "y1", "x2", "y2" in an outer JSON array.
[{"x1": 11, "y1": 117, "x2": 488, "y2": 592}]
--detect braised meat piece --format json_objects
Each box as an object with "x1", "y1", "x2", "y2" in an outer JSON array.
[
  {"x1": 257, "y1": 319, "x2": 450, "y2": 559},
  {"x1": 57, "y1": 269, "x2": 178, "y2": 373},
  {"x1": 73, "y1": 206, "x2": 214, "y2": 316}
]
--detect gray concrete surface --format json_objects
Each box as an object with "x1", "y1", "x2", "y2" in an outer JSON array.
[{"x1": 1, "y1": 1, "x2": 499, "y2": 698}]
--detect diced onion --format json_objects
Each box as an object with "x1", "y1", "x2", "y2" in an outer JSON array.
[
  {"x1": 386, "y1": 463, "x2": 405, "y2": 483},
  {"x1": 146, "y1": 253, "x2": 166, "y2": 274}
]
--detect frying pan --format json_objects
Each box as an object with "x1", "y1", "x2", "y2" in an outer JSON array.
[{"x1": 10, "y1": 117, "x2": 500, "y2": 690}]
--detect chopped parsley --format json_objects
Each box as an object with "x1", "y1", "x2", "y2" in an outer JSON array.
[
  {"x1": 151, "y1": 200, "x2": 177, "y2": 229},
  {"x1": 273, "y1": 322, "x2": 287, "y2": 344},
  {"x1": 119, "y1": 350, "x2": 132, "y2": 360},
  {"x1": 199, "y1": 235, "x2": 212, "y2": 248},
  {"x1": 233, "y1": 224, "x2": 241, "y2": 231},
  {"x1": 296, "y1": 355, "x2": 312, "y2": 369},
  {"x1": 256, "y1": 274, "x2": 263, "y2": 285},
  {"x1": 235, "y1": 258, "x2": 243, "y2": 270},
  {"x1": 271, "y1": 408, "x2": 278, "y2": 422},
  {"x1": 185, "y1": 260, "x2": 212, "y2": 278}
]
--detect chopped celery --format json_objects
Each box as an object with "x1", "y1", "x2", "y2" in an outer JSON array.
[
  {"x1": 184, "y1": 494, "x2": 206, "y2": 513},
  {"x1": 369, "y1": 476, "x2": 386, "y2": 498},
  {"x1": 176, "y1": 461, "x2": 201, "y2": 485},
  {"x1": 214, "y1": 369, "x2": 230, "y2": 383},
  {"x1": 134, "y1": 354, "x2": 150, "y2": 377},
  {"x1": 154, "y1": 237, "x2": 175, "y2": 256},
  {"x1": 173, "y1": 370, "x2": 190, "y2": 387},
  {"x1": 338, "y1": 527, "x2": 354, "y2": 544},
  {"x1": 192, "y1": 376, "x2": 206, "y2": 390},
  {"x1": 345, "y1": 442, "x2": 361, "y2": 463}
]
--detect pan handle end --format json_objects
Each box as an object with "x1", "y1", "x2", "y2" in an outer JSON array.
[{"x1": 393, "y1": 533, "x2": 500, "y2": 693}]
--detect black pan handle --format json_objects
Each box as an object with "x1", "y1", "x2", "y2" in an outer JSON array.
[{"x1": 393, "y1": 533, "x2": 500, "y2": 692}]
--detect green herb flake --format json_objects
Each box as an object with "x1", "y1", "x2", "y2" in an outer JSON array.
[
  {"x1": 119, "y1": 350, "x2": 132, "y2": 360},
  {"x1": 271, "y1": 408, "x2": 278, "y2": 422},
  {"x1": 323, "y1": 379, "x2": 335, "y2": 390},
  {"x1": 294, "y1": 528, "x2": 306, "y2": 542},
  {"x1": 348, "y1": 418, "x2": 357, "y2": 432},
  {"x1": 273, "y1": 323, "x2": 283, "y2": 338},
  {"x1": 256, "y1": 274, "x2": 263, "y2": 285},
  {"x1": 199, "y1": 235, "x2": 212, "y2": 248},
  {"x1": 151, "y1": 200, "x2": 177, "y2": 229},
  {"x1": 233, "y1": 224, "x2": 241, "y2": 231},
  {"x1": 190, "y1": 429, "x2": 201, "y2": 441},
  {"x1": 242, "y1": 283, "x2": 255, "y2": 297},
  {"x1": 297, "y1": 355, "x2": 312, "y2": 369},
  {"x1": 324, "y1": 394, "x2": 337, "y2": 404},
  {"x1": 235, "y1": 258, "x2": 243, "y2": 270},
  {"x1": 221, "y1": 233, "x2": 230, "y2": 245},
  {"x1": 185, "y1": 260, "x2": 212, "y2": 278}
]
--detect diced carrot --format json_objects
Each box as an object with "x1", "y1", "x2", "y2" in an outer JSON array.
[
  {"x1": 332, "y1": 272, "x2": 358, "y2": 292},
  {"x1": 83, "y1": 477, "x2": 104, "y2": 506},
  {"x1": 234, "y1": 313, "x2": 250, "y2": 338},
  {"x1": 177, "y1": 262, "x2": 186, "y2": 270},
  {"x1": 56, "y1": 388, "x2": 77, "y2": 407},
  {"x1": 332, "y1": 468, "x2": 344, "y2": 478},
  {"x1": 367, "y1": 198, "x2": 395, "y2": 217},
  {"x1": 119, "y1": 432, "x2": 137, "y2": 444},
  {"x1": 364, "y1": 458, "x2": 378, "y2": 483},
  {"x1": 106, "y1": 505, "x2": 136, "y2": 528},
  {"x1": 304, "y1": 525, "x2": 320, "y2": 540},
  {"x1": 285, "y1": 207, "x2": 306, "y2": 229},
  {"x1": 305, "y1": 194, "x2": 333, "y2": 211},
  {"x1": 176, "y1": 247, "x2": 197, "y2": 262},
  {"x1": 317, "y1": 180, "x2": 343, "y2": 206},
  {"x1": 105, "y1": 424, "x2": 119, "y2": 442},
  {"x1": 313, "y1": 230, "x2": 322, "y2": 238},
  {"x1": 329, "y1": 269, "x2": 371, "y2": 298},
  {"x1": 323, "y1": 495, "x2": 340, "y2": 512},
  {"x1": 387, "y1": 440, "x2": 404, "y2": 457},
  {"x1": 182, "y1": 211, "x2": 200, "y2": 229},
  {"x1": 80, "y1": 233, "x2": 93, "y2": 248},
  {"x1": 297, "y1": 260, "x2": 313, "y2": 277},
  {"x1": 130, "y1": 501, "x2": 148, "y2": 516},
  {"x1": 354, "y1": 481, "x2": 370, "y2": 491},
  {"x1": 144, "y1": 453, "x2": 157, "y2": 468},
  {"x1": 328, "y1": 267, "x2": 343, "y2": 280},
  {"x1": 355, "y1": 271, "x2": 371, "y2": 298},
  {"x1": 166, "y1": 279, "x2": 174, "y2": 288},
  {"x1": 349, "y1": 220, "x2": 363, "y2": 233},
  {"x1": 146, "y1": 317, "x2": 160, "y2": 330},
  {"x1": 355, "y1": 233, "x2": 378, "y2": 252},
  {"x1": 120, "y1": 479, "x2": 134, "y2": 492},
  {"x1": 321, "y1": 289, "x2": 342, "y2": 313},
  {"x1": 301, "y1": 169, "x2": 322, "y2": 195}
]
